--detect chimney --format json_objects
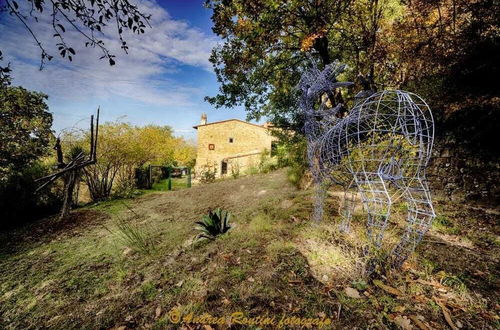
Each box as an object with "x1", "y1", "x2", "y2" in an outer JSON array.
[{"x1": 200, "y1": 113, "x2": 207, "y2": 125}]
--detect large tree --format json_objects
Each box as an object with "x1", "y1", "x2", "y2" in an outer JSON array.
[
  {"x1": 206, "y1": 0, "x2": 498, "y2": 129},
  {"x1": 205, "y1": 0, "x2": 353, "y2": 130},
  {"x1": 205, "y1": 0, "x2": 408, "y2": 129}
]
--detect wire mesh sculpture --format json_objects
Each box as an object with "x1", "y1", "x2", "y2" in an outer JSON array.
[{"x1": 298, "y1": 62, "x2": 436, "y2": 267}]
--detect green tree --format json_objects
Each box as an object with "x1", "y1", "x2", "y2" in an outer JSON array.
[
  {"x1": 0, "y1": 85, "x2": 54, "y2": 182},
  {"x1": 205, "y1": 0, "x2": 411, "y2": 129},
  {"x1": 205, "y1": 0, "x2": 355, "y2": 130},
  {"x1": 206, "y1": 0, "x2": 497, "y2": 129},
  {"x1": 63, "y1": 122, "x2": 196, "y2": 201}
]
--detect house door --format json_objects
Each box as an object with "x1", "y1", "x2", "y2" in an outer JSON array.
[{"x1": 221, "y1": 160, "x2": 228, "y2": 175}]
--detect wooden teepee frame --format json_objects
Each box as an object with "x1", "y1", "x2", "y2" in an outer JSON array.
[{"x1": 36, "y1": 108, "x2": 100, "y2": 218}]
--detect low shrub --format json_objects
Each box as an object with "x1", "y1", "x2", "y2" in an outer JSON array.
[
  {"x1": 258, "y1": 150, "x2": 278, "y2": 173},
  {"x1": 287, "y1": 164, "x2": 306, "y2": 188},
  {"x1": 199, "y1": 164, "x2": 217, "y2": 184},
  {"x1": 230, "y1": 161, "x2": 240, "y2": 179},
  {"x1": 113, "y1": 177, "x2": 139, "y2": 198},
  {"x1": 113, "y1": 216, "x2": 157, "y2": 255}
]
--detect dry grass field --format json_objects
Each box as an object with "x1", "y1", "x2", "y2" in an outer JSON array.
[{"x1": 0, "y1": 169, "x2": 498, "y2": 329}]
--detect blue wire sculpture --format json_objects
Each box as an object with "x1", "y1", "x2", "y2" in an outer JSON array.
[{"x1": 298, "y1": 62, "x2": 436, "y2": 268}]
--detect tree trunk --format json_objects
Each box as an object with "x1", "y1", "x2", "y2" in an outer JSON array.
[
  {"x1": 60, "y1": 170, "x2": 77, "y2": 219},
  {"x1": 314, "y1": 36, "x2": 331, "y2": 66}
]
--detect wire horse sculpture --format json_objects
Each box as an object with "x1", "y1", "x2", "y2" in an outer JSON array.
[{"x1": 298, "y1": 62, "x2": 436, "y2": 267}]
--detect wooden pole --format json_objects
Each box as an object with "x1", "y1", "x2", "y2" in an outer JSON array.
[
  {"x1": 187, "y1": 168, "x2": 191, "y2": 188},
  {"x1": 148, "y1": 164, "x2": 152, "y2": 189},
  {"x1": 167, "y1": 167, "x2": 172, "y2": 191}
]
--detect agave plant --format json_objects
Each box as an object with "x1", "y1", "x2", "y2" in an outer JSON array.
[{"x1": 195, "y1": 208, "x2": 232, "y2": 240}]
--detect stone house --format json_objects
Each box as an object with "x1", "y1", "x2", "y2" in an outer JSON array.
[{"x1": 193, "y1": 114, "x2": 276, "y2": 178}]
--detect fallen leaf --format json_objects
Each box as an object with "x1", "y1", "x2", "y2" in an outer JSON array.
[
  {"x1": 434, "y1": 298, "x2": 458, "y2": 330},
  {"x1": 393, "y1": 315, "x2": 412, "y2": 329},
  {"x1": 344, "y1": 287, "x2": 362, "y2": 299},
  {"x1": 394, "y1": 305, "x2": 406, "y2": 313},
  {"x1": 373, "y1": 280, "x2": 403, "y2": 296},
  {"x1": 409, "y1": 315, "x2": 429, "y2": 330},
  {"x1": 413, "y1": 295, "x2": 428, "y2": 303},
  {"x1": 175, "y1": 280, "x2": 184, "y2": 287},
  {"x1": 155, "y1": 306, "x2": 162, "y2": 319},
  {"x1": 247, "y1": 276, "x2": 255, "y2": 282},
  {"x1": 415, "y1": 279, "x2": 446, "y2": 289}
]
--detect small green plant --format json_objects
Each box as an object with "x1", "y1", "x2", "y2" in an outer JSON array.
[
  {"x1": 351, "y1": 279, "x2": 368, "y2": 291},
  {"x1": 432, "y1": 215, "x2": 460, "y2": 235},
  {"x1": 199, "y1": 164, "x2": 217, "y2": 184},
  {"x1": 195, "y1": 208, "x2": 232, "y2": 240},
  {"x1": 113, "y1": 177, "x2": 139, "y2": 198},
  {"x1": 230, "y1": 161, "x2": 240, "y2": 179},
  {"x1": 258, "y1": 149, "x2": 278, "y2": 173},
  {"x1": 287, "y1": 164, "x2": 305, "y2": 188},
  {"x1": 246, "y1": 166, "x2": 260, "y2": 175},
  {"x1": 141, "y1": 281, "x2": 158, "y2": 301},
  {"x1": 114, "y1": 217, "x2": 157, "y2": 255},
  {"x1": 441, "y1": 274, "x2": 467, "y2": 293},
  {"x1": 109, "y1": 205, "x2": 157, "y2": 255}
]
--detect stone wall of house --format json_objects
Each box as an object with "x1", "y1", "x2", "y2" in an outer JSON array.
[{"x1": 194, "y1": 119, "x2": 275, "y2": 177}]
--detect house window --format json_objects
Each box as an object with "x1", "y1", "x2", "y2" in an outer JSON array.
[
  {"x1": 229, "y1": 137, "x2": 234, "y2": 143},
  {"x1": 208, "y1": 144, "x2": 215, "y2": 150}
]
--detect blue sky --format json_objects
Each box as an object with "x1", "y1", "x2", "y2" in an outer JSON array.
[{"x1": 0, "y1": 0, "x2": 253, "y2": 142}]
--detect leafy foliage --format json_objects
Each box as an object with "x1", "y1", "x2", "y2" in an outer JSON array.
[
  {"x1": 195, "y1": 208, "x2": 232, "y2": 240},
  {"x1": 0, "y1": 51, "x2": 12, "y2": 87},
  {"x1": 0, "y1": 162, "x2": 62, "y2": 229},
  {"x1": 62, "y1": 122, "x2": 195, "y2": 201},
  {"x1": 1, "y1": 0, "x2": 151, "y2": 68},
  {"x1": 206, "y1": 0, "x2": 499, "y2": 131},
  {"x1": 0, "y1": 85, "x2": 54, "y2": 182}
]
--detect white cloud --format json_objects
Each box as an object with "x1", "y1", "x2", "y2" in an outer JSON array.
[{"x1": 0, "y1": 0, "x2": 218, "y2": 107}]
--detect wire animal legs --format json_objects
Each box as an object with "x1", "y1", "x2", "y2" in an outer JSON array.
[
  {"x1": 355, "y1": 174, "x2": 392, "y2": 249},
  {"x1": 392, "y1": 177, "x2": 435, "y2": 267},
  {"x1": 312, "y1": 180, "x2": 328, "y2": 222},
  {"x1": 339, "y1": 181, "x2": 357, "y2": 232}
]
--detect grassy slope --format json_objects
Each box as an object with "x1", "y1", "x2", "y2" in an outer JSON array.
[{"x1": 0, "y1": 169, "x2": 498, "y2": 329}]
